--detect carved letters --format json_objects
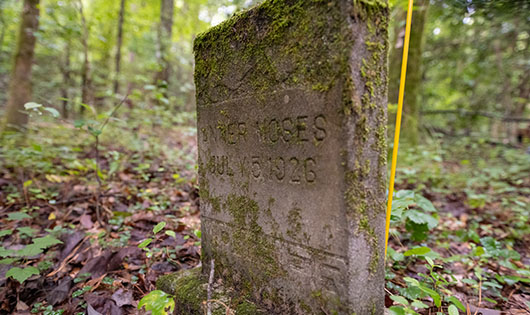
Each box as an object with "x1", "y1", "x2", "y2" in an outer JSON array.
[
  {"x1": 201, "y1": 114, "x2": 327, "y2": 146},
  {"x1": 200, "y1": 111, "x2": 327, "y2": 184}
]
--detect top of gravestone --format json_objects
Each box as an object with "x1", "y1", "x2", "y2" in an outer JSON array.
[{"x1": 194, "y1": 0, "x2": 389, "y2": 106}]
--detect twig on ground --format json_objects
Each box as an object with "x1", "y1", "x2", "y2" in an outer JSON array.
[{"x1": 206, "y1": 258, "x2": 215, "y2": 315}]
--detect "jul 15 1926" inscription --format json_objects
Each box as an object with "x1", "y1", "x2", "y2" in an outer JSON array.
[{"x1": 205, "y1": 154, "x2": 317, "y2": 184}]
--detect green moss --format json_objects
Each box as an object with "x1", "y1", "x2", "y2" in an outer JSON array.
[
  {"x1": 156, "y1": 268, "x2": 265, "y2": 315},
  {"x1": 235, "y1": 300, "x2": 260, "y2": 314},
  {"x1": 223, "y1": 194, "x2": 283, "y2": 279},
  {"x1": 199, "y1": 182, "x2": 222, "y2": 213},
  {"x1": 156, "y1": 268, "x2": 206, "y2": 315},
  {"x1": 344, "y1": 170, "x2": 380, "y2": 276},
  {"x1": 194, "y1": 0, "x2": 366, "y2": 104},
  {"x1": 310, "y1": 290, "x2": 348, "y2": 315}
]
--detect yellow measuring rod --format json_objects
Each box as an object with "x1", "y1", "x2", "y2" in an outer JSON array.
[{"x1": 385, "y1": 0, "x2": 414, "y2": 258}]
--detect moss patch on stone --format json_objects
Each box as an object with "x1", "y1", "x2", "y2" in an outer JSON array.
[
  {"x1": 195, "y1": 0, "x2": 388, "y2": 106},
  {"x1": 156, "y1": 268, "x2": 265, "y2": 315}
]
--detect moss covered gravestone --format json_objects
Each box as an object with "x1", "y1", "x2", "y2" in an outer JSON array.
[{"x1": 191, "y1": 0, "x2": 387, "y2": 313}]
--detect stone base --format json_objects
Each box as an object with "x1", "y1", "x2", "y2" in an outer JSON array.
[{"x1": 156, "y1": 267, "x2": 265, "y2": 315}]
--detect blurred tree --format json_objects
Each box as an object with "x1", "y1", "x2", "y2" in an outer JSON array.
[
  {"x1": 155, "y1": 0, "x2": 174, "y2": 94},
  {"x1": 389, "y1": 0, "x2": 429, "y2": 145},
  {"x1": 2, "y1": 0, "x2": 40, "y2": 132},
  {"x1": 114, "y1": 0, "x2": 127, "y2": 95},
  {"x1": 78, "y1": 0, "x2": 93, "y2": 111}
]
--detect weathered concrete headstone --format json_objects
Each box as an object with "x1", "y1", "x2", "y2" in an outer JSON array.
[{"x1": 195, "y1": 0, "x2": 389, "y2": 313}]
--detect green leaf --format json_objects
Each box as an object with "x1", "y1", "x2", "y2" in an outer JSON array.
[
  {"x1": 79, "y1": 103, "x2": 96, "y2": 115},
  {"x1": 87, "y1": 125, "x2": 102, "y2": 137},
  {"x1": 23, "y1": 180, "x2": 33, "y2": 188},
  {"x1": 403, "y1": 277, "x2": 420, "y2": 287},
  {"x1": 411, "y1": 300, "x2": 429, "y2": 309},
  {"x1": 406, "y1": 210, "x2": 438, "y2": 229},
  {"x1": 17, "y1": 227, "x2": 37, "y2": 237},
  {"x1": 0, "y1": 258, "x2": 18, "y2": 265},
  {"x1": 138, "y1": 238, "x2": 152, "y2": 249},
  {"x1": 74, "y1": 119, "x2": 86, "y2": 128},
  {"x1": 6, "y1": 266, "x2": 40, "y2": 283},
  {"x1": 483, "y1": 297, "x2": 497, "y2": 304},
  {"x1": 404, "y1": 277, "x2": 441, "y2": 307},
  {"x1": 388, "y1": 306, "x2": 406, "y2": 315},
  {"x1": 387, "y1": 247, "x2": 405, "y2": 262},
  {"x1": 405, "y1": 220, "x2": 429, "y2": 242},
  {"x1": 415, "y1": 195, "x2": 437, "y2": 212},
  {"x1": 32, "y1": 235, "x2": 63, "y2": 249},
  {"x1": 446, "y1": 296, "x2": 465, "y2": 311},
  {"x1": 0, "y1": 229, "x2": 13, "y2": 237},
  {"x1": 404, "y1": 246, "x2": 431, "y2": 256},
  {"x1": 390, "y1": 295, "x2": 409, "y2": 306},
  {"x1": 16, "y1": 244, "x2": 44, "y2": 257},
  {"x1": 448, "y1": 305, "x2": 459, "y2": 315},
  {"x1": 24, "y1": 102, "x2": 42, "y2": 110},
  {"x1": 153, "y1": 222, "x2": 166, "y2": 235},
  {"x1": 462, "y1": 278, "x2": 477, "y2": 285},
  {"x1": 43, "y1": 107, "x2": 60, "y2": 117},
  {"x1": 7, "y1": 212, "x2": 32, "y2": 221},
  {"x1": 472, "y1": 246, "x2": 485, "y2": 257},
  {"x1": 425, "y1": 256, "x2": 434, "y2": 266},
  {"x1": 165, "y1": 231, "x2": 176, "y2": 238},
  {"x1": 0, "y1": 246, "x2": 13, "y2": 258},
  {"x1": 138, "y1": 290, "x2": 175, "y2": 315},
  {"x1": 418, "y1": 286, "x2": 441, "y2": 307}
]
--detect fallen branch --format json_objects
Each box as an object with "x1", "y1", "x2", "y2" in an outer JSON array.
[{"x1": 421, "y1": 109, "x2": 530, "y2": 122}]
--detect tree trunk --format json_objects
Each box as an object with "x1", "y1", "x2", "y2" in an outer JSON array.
[
  {"x1": 388, "y1": 0, "x2": 429, "y2": 145},
  {"x1": 2, "y1": 0, "x2": 40, "y2": 133},
  {"x1": 61, "y1": 40, "x2": 71, "y2": 118},
  {"x1": 0, "y1": 3, "x2": 6, "y2": 63},
  {"x1": 388, "y1": 9, "x2": 405, "y2": 106},
  {"x1": 113, "y1": 0, "x2": 126, "y2": 95},
  {"x1": 79, "y1": 0, "x2": 93, "y2": 111},
  {"x1": 155, "y1": 0, "x2": 174, "y2": 90}
]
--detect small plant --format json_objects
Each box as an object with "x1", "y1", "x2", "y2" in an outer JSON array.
[
  {"x1": 390, "y1": 190, "x2": 439, "y2": 242},
  {"x1": 138, "y1": 221, "x2": 175, "y2": 260},
  {"x1": 138, "y1": 290, "x2": 175, "y2": 315},
  {"x1": 31, "y1": 303, "x2": 65, "y2": 315},
  {"x1": 0, "y1": 230, "x2": 62, "y2": 283}
]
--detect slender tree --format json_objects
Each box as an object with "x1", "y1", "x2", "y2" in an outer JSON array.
[
  {"x1": 389, "y1": 0, "x2": 429, "y2": 145},
  {"x1": 155, "y1": 0, "x2": 174, "y2": 91},
  {"x1": 0, "y1": 2, "x2": 6, "y2": 61},
  {"x1": 113, "y1": 0, "x2": 126, "y2": 95},
  {"x1": 60, "y1": 40, "x2": 72, "y2": 118},
  {"x1": 78, "y1": 0, "x2": 93, "y2": 111},
  {"x1": 2, "y1": 0, "x2": 40, "y2": 132}
]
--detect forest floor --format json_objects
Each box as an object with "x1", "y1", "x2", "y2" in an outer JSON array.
[{"x1": 0, "y1": 114, "x2": 529, "y2": 315}]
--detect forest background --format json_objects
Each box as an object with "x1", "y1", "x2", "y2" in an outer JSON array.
[{"x1": 0, "y1": 0, "x2": 528, "y2": 314}]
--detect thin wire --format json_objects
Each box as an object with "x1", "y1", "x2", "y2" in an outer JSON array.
[{"x1": 385, "y1": 0, "x2": 414, "y2": 258}]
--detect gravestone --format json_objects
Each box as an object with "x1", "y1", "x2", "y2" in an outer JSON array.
[{"x1": 195, "y1": 0, "x2": 389, "y2": 313}]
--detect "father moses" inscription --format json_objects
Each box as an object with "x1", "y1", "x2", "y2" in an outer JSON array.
[{"x1": 195, "y1": 0, "x2": 389, "y2": 313}]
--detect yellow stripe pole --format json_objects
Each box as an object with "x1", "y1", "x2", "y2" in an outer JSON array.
[{"x1": 385, "y1": 0, "x2": 414, "y2": 258}]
